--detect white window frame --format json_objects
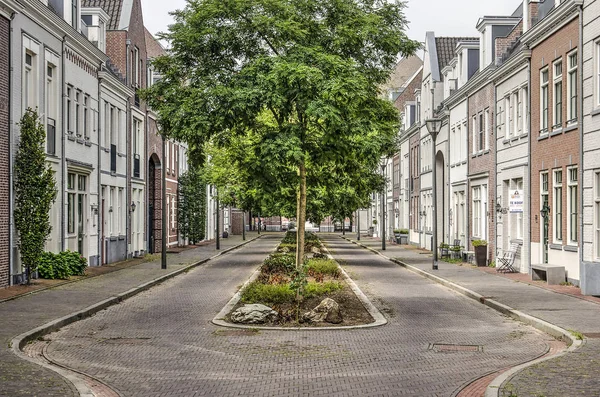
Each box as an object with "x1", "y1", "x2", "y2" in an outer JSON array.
[
  {"x1": 505, "y1": 96, "x2": 512, "y2": 138},
  {"x1": 23, "y1": 36, "x2": 39, "y2": 112},
  {"x1": 473, "y1": 186, "x2": 481, "y2": 238},
  {"x1": 567, "y1": 51, "x2": 578, "y2": 124},
  {"x1": 596, "y1": 40, "x2": 600, "y2": 108},
  {"x1": 521, "y1": 86, "x2": 529, "y2": 134},
  {"x1": 540, "y1": 68, "x2": 549, "y2": 134},
  {"x1": 553, "y1": 59, "x2": 563, "y2": 128},
  {"x1": 484, "y1": 109, "x2": 490, "y2": 150},
  {"x1": 67, "y1": 86, "x2": 73, "y2": 134},
  {"x1": 472, "y1": 116, "x2": 477, "y2": 153},
  {"x1": 567, "y1": 167, "x2": 578, "y2": 245},
  {"x1": 516, "y1": 90, "x2": 522, "y2": 134},
  {"x1": 75, "y1": 90, "x2": 81, "y2": 137},
  {"x1": 553, "y1": 169, "x2": 563, "y2": 243}
]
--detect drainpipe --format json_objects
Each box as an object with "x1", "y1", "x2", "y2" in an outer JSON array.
[
  {"x1": 465, "y1": 94, "x2": 470, "y2": 251},
  {"x1": 7, "y1": 11, "x2": 14, "y2": 285},
  {"x1": 125, "y1": 39, "x2": 131, "y2": 257},
  {"x1": 97, "y1": 67, "x2": 102, "y2": 265},
  {"x1": 61, "y1": 35, "x2": 67, "y2": 252},
  {"x1": 527, "y1": 53, "x2": 532, "y2": 275},
  {"x1": 494, "y1": 83, "x2": 498, "y2": 266},
  {"x1": 578, "y1": 4, "x2": 585, "y2": 290}
]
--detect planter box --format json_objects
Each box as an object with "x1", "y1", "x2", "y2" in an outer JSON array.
[{"x1": 395, "y1": 234, "x2": 408, "y2": 245}]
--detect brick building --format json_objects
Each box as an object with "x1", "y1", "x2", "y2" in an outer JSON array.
[{"x1": 525, "y1": 3, "x2": 581, "y2": 283}]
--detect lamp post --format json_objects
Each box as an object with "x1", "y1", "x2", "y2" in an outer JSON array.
[
  {"x1": 425, "y1": 117, "x2": 442, "y2": 270},
  {"x1": 380, "y1": 158, "x2": 388, "y2": 250},
  {"x1": 357, "y1": 210, "x2": 360, "y2": 241}
]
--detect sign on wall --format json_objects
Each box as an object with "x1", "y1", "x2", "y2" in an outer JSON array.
[{"x1": 509, "y1": 190, "x2": 524, "y2": 213}]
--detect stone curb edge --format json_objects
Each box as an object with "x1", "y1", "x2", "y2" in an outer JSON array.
[
  {"x1": 10, "y1": 235, "x2": 263, "y2": 397},
  {"x1": 211, "y1": 242, "x2": 387, "y2": 331},
  {"x1": 340, "y1": 236, "x2": 583, "y2": 397}
]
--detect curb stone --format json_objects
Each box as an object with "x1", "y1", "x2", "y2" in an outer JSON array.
[
  {"x1": 212, "y1": 241, "x2": 387, "y2": 331},
  {"x1": 10, "y1": 235, "x2": 263, "y2": 397},
  {"x1": 339, "y1": 236, "x2": 582, "y2": 397}
]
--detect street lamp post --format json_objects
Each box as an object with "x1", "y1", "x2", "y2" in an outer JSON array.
[
  {"x1": 380, "y1": 158, "x2": 388, "y2": 250},
  {"x1": 357, "y1": 210, "x2": 360, "y2": 241},
  {"x1": 426, "y1": 117, "x2": 442, "y2": 271}
]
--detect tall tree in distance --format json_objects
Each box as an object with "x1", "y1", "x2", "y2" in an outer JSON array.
[
  {"x1": 14, "y1": 110, "x2": 57, "y2": 284},
  {"x1": 143, "y1": 0, "x2": 419, "y2": 274}
]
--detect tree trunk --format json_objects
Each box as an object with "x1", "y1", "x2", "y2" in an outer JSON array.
[{"x1": 296, "y1": 163, "x2": 307, "y2": 271}]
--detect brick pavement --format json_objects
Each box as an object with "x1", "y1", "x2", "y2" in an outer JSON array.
[
  {"x1": 0, "y1": 232, "x2": 259, "y2": 397},
  {"x1": 41, "y1": 235, "x2": 548, "y2": 396},
  {"x1": 346, "y1": 235, "x2": 600, "y2": 397}
]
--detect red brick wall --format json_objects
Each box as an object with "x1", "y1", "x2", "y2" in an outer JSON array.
[
  {"x1": 495, "y1": 20, "x2": 523, "y2": 61},
  {"x1": 530, "y1": 18, "x2": 579, "y2": 246},
  {"x1": 105, "y1": 31, "x2": 127, "y2": 76},
  {"x1": 394, "y1": 71, "x2": 422, "y2": 113},
  {"x1": 468, "y1": 82, "x2": 496, "y2": 258},
  {"x1": 0, "y1": 16, "x2": 9, "y2": 287}
]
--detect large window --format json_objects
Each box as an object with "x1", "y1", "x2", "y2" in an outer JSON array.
[
  {"x1": 505, "y1": 95, "x2": 512, "y2": 138},
  {"x1": 567, "y1": 167, "x2": 578, "y2": 244},
  {"x1": 67, "y1": 87, "x2": 73, "y2": 134},
  {"x1": 473, "y1": 186, "x2": 481, "y2": 237},
  {"x1": 83, "y1": 95, "x2": 89, "y2": 139},
  {"x1": 67, "y1": 172, "x2": 87, "y2": 239},
  {"x1": 509, "y1": 178, "x2": 524, "y2": 240},
  {"x1": 472, "y1": 116, "x2": 477, "y2": 153},
  {"x1": 567, "y1": 51, "x2": 578, "y2": 123},
  {"x1": 554, "y1": 169, "x2": 563, "y2": 242},
  {"x1": 479, "y1": 113, "x2": 484, "y2": 151},
  {"x1": 596, "y1": 41, "x2": 600, "y2": 107},
  {"x1": 541, "y1": 68, "x2": 549, "y2": 134},
  {"x1": 522, "y1": 87, "x2": 529, "y2": 134},
  {"x1": 485, "y1": 110, "x2": 489, "y2": 150},
  {"x1": 75, "y1": 90, "x2": 81, "y2": 137},
  {"x1": 553, "y1": 60, "x2": 562, "y2": 128},
  {"x1": 46, "y1": 59, "x2": 57, "y2": 155}
]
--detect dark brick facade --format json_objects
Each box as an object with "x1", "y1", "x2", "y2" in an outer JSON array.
[
  {"x1": 530, "y1": 18, "x2": 579, "y2": 247},
  {"x1": 468, "y1": 82, "x2": 496, "y2": 259},
  {"x1": 0, "y1": 16, "x2": 9, "y2": 288}
]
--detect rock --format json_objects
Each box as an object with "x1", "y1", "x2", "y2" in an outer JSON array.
[
  {"x1": 301, "y1": 298, "x2": 343, "y2": 324},
  {"x1": 231, "y1": 304, "x2": 278, "y2": 324}
]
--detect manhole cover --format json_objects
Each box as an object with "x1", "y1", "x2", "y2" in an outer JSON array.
[{"x1": 429, "y1": 343, "x2": 482, "y2": 352}]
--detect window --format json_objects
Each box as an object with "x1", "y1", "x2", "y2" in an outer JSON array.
[
  {"x1": 479, "y1": 113, "x2": 484, "y2": 151},
  {"x1": 24, "y1": 51, "x2": 35, "y2": 110},
  {"x1": 118, "y1": 188, "x2": 123, "y2": 235},
  {"x1": 67, "y1": 173, "x2": 87, "y2": 237},
  {"x1": 509, "y1": 179, "x2": 524, "y2": 240},
  {"x1": 505, "y1": 95, "x2": 512, "y2": 138},
  {"x1": 541, "y1": 172, "x2": 549, "y2": 223},
  {"x1": 472, "y1": 116, "x2": 477, "y2": 153},
  {"x1": 473, "y1": 186, "x2": 481, "y2": 237},
  {"x1": 109, "y1": 187, "x2": 114, "y2": 235},
  {"x1": 554, "y1": 169, "x2": 563, "y2": 242},
  {"x1": 567, "y1": 167, "x2": 578, "y2": 243},
  {"x1": 171, "y1": 195, "x2": 176, "y2": 230},
  {"x1": 522, "y1": 87, "x2": 529, "y2": 134},
  {"x1": 485, "y1": 110, "x2": 489, "y2": 150},
  {"x1": 567, "y1": 51, "x2": 578, "y2": 123},
  {"x1": 133, "y1": 46, "x2": 139, "y2": 87},
  {"x1": 595, "y1": 171, "x2": 600, "y2": 259},
  {"x1": 83, "y1": 95, "x2": 89, "y2": 139},
  {"x1": 553, "y1": 60, "x2": 562, "y2": 128},
  {"x1": 104, "y1": 101, "x2": 109, "y2": 147},
  {"x1": 67, "y1": 87, "x2": 73, "y2": 134},
  {"x1": 516, "y1": 90, "x2": 522, "y2": 134},
  {"x1": 596, "y1": 41, "x2": 600, "y2": 107},
  {"x1": 46, "y1": 61, "x2": 57, "y2": 155},
  {"x1": 110, "y1": 106, "x2": 115, "y2": 145},
  {"x1": 75, "y1": 91, "x2": 81, "y2": 136},
  {"x1": 541, "y1": 68, "x2": 549, "y2": 133}
]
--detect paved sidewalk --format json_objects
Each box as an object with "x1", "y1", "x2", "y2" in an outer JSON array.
[
  {"x1": 0, "y1": 232, "x2": 261, "y2": 397},
  {"x1": 343, "y1": 235, "x2": 600, "y2": 397}
]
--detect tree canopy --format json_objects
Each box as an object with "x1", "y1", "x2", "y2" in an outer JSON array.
[{"x1": 143, "y1": 0, "x2": 419, "y2": 270}]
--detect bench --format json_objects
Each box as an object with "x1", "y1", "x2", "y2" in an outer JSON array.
[{"x1": 531, "y1": 264, "x2": 566, "y2": 285}]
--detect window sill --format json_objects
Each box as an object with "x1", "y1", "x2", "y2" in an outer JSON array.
[
  {"x1": 67, "y1": 135, "x2": 76, "y2": 141},
  {"x1": 564, "y1": 124, "x2": 578, "y2": 133},
  {"x1": 537, "y1": 134, "x2": 549, "y2": 141},
  {"x1": 564, "y1": 245, "x2": 578, "y2": 252},
  {"x1": 549, "y1": 243, "x2": 563, "y2": 251},
  {"x1": 103, "y1": 147, "x2": 110, "y2": 153},
  {"x1": 84, "y1": 141, "x2": 92, "y2": 147},
  {"x1": 591, "y1": 107, "x2": 600, "y2": 117},
  {"x1": 118, "y1": 153, "x2": 126, "y2": 157},
  {"x1": 549, "y1": 128, "x2": 562, "y2": 137}
]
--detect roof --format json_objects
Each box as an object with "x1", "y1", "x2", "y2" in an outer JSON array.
[
  {"x1": 435, "y1": 37, "x2": 478, "y2": 77},
  {"x1": 82, "y1": 0, "x2": 135, "y2": 30},
  {"x1": 380, "y1": 55, "x2": 423, "y2": 92},
  {"x1": 145, "y1": 28, "x2": 166, "y2": 59}
]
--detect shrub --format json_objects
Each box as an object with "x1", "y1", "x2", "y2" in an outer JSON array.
[
  {"x1": 241, "y1": 282, "x2": 295, "y2": 305},
  {"x1": 261, "y1": 253, "x2": 296, "y2": 275},
  {"x1": 399, "y1": 229, "x2": 409, "y2": 235},
  {"x1": 278, "y1": 243, "x2": 297, "y2": 252},
  {"x1": 303, "y1": 282, "x2": 343, "y2": 298},
  {"x1": 306, "y1": 258, "x2": 341, "y2": 278},
  {"x1": 37, "y1": 250, "x2": 88, "y2": 280},
  {"x1": 472, "y1": 239, "x2": 488, "y2": 247}
]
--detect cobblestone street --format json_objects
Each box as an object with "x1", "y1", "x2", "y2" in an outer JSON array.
[{"x1": 41, "y1": 235, "x2": 550, "y2": 397}]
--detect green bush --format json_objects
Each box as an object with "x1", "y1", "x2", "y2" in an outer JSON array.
[
  {"x1": 304, "y1": 282, "x2": 343, "y2": 298},
  {"x1": 399, "y1": 229, "x2": 409, "y2": 235},
  {"x1": 37, "y1": 250, "x2": 88, "y2": 280},
  {"x1": 472, "y1": 239, "x2": 488, "y2": 247},
  {"x1": 306, "y1": 258, "x2": 340, "y2": 278},
  {"x1": 261, "y1": 253, "x2": 296, "y2": 275},
  {"x1": 278, "y1": 243, "x2": 297, "y2": 252},
  {"x1": 240, "y1": 282, "x2": 295, "y2": 305}
]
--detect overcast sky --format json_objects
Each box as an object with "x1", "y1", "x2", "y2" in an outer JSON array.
[{"x1": 142, "y1": 0, "x2": 522, "y2": 49}]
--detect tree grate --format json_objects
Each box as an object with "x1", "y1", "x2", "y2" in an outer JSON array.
[{"x1": 428, "y1": 343, "x2": 483, "y2": 352}]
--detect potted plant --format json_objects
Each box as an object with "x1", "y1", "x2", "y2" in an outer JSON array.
[
  {"x1": 396, "y1": 228, "x2": 409, "y2": 244},
  {"x1": 472, "y1": 239, "x2": 488, "y2": 267}
]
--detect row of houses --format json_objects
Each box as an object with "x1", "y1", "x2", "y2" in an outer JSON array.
[
  {"x1": 365, "y1": 0, "x2": 600, "y2": 295},
  {"x1": 0, "y1": 0, "x2": 224, "y2": 288}
]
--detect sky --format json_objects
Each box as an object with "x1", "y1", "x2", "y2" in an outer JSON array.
[{"x1": 142, "y1": 0, "x2": 522, "y2": 48}]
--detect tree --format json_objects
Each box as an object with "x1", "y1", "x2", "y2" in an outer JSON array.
[
  {"x1": 143, "y1": 0, "x2": 419, "y2": 274},
  {"x1": 178, "y1": 165, "x2": 207, "y2": 244},
  {"x1": 14, "y1": 109, "x2": 57, "y2": 284}
]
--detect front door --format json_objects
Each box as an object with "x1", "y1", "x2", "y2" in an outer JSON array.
[{"x1": 543, "y1": 197, "x2": 549, "y2": 264}]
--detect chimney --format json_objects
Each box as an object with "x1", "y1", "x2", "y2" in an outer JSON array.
[{"x1": 523, "y1": 0, "x2": 541, "y2": 33}]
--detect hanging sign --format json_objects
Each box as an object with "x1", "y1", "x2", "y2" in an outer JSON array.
[{"x1": 509, "y1": 190, "x2": 524, "y2": 213}]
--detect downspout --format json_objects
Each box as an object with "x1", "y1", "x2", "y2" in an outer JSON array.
[
  {"x1": 8, "y1": 11, "x2": 14, "y2": 285},
  {"x1": 125, "y1": 39, "x2": 131, "y2": 257},
  {"x1": 578, "y1": 4, "x2": 584, "y2": 289},
  {"x1": 465, "y1": 94, "x2": 470, "y2": 251},
  {"x1": 527, "y1": 53, "x2": 532, "y2": 275},
  {"x1": 61, "y1": 35, "x2": 67, "y2": 252},
  {"x1": 494, "y1": 83, "x2": 498, "y2": 265},
  {"x1": 97, "y1": 68, "x2": 102, "y2": 265}
]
